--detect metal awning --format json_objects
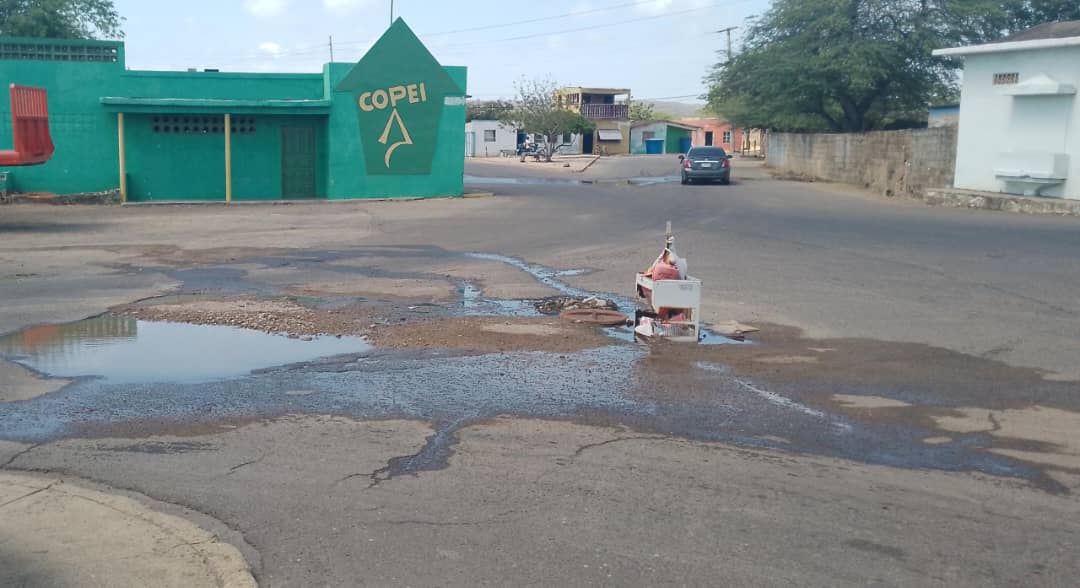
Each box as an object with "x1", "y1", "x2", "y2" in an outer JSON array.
[
  {"x1": 100, "y1": 97, "x2": 331, "y2": 115},
  {"x1": 597, "y1": 129, "x2": 622, "y2": 141}
]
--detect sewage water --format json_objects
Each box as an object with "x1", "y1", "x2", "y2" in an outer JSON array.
[{"x1": 0, "y1": 315, "x2": 369, "y2": 385}]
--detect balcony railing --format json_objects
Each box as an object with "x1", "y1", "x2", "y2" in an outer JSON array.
[{"x1": 581, "y1": 104, "x2": 628, "y2": 120}]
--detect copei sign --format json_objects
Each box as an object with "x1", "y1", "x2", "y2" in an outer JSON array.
[{"x1": 336, "y1": 19, "x2": 463, "y2": 176}]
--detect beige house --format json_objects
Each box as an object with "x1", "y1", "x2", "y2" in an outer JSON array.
[{"x1": 556, "y1": 87, "x2": 632, "y2": 155}]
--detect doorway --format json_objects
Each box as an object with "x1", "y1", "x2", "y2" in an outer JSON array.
[
  {"x1": 281, "y1": 126, "x2": 317, "y2": 199},
  {"x1": 582, "y1": 131, "x2": 594, "y2": 155},
  {"x1": 704, "y1": 131, "x2": 714, "y2": 146}
]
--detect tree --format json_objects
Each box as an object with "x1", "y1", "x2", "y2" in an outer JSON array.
[
  {"x1": 0, "y1": 0, "x2": 124, "y2": 39},
  {"x1": 706, "y1": 0, "x2": 1080, "y2": 133},
  {"x1": 467, "y1": 100, "x2": 513, "y2": 122},
  {"x1": 500, "y1": 78, "x2": 595, "y2": 162},
  {"x1": 629, "y1": 101, "x2": 654, "y2": 121},
  {"x1": 629, "y1": 101, "x2": 676, "y2": 122}
]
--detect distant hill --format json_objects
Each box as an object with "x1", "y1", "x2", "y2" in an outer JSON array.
[{"x1": 644, "y1": 100, "x2": 709, "y2": 118}]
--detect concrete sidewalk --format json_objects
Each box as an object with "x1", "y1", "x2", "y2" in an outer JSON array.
[
  {"x1": 923, "y1": 187, "x2": 1080, "y2": 217},
  {"x1": 0, "y1": 471, "x2": 255, "y2": 588}
]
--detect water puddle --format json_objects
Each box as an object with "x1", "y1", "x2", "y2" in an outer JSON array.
[
  {"x1": 0, "y1": 315, "x2": 369, "y2": 385},
  {"x1": 627, "y1": 176, "x2": 681, "y2": 186},
  {"x1": 463, "y1": 175, "x2": 584, "y2": 186}
]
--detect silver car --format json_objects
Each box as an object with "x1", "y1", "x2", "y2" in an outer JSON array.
[{"x1": 679, "y1": 147, "x2": 732, "y2": 185}]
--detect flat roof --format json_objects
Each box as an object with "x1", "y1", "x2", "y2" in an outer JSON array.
[
  {"x1": 100, "y1": 97, "x2": 331, "y2": 115},
  {"x1": 934, "y1": 20, "x2": 1080, "y2": 56},
  {"x1": 560, "y1": 87, "x2": 631, "y2": 95},
  {"x1": 632, "y1": 120, "x2": 701, "y2": 130}
]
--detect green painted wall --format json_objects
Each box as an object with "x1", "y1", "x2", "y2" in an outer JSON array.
[
  {"x1": 123, "y1": 114, "x2": 325, "y2": 201},
  {"x1": 1, "y1": 34, "x2": 466, "y2": 201},
  {"x1": 666, "y1": 127, "x2": 692, "y2": 154},
  {"x1": 325, "y1": 63, "x2": 466, "y2": 199},
  {"x1": 0, "y1": 38, "x2": 124, "y2": 194}
]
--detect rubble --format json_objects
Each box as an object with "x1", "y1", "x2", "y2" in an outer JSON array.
[{"x1": 534, "y1": 295, "x2": 618, "y2": 315}]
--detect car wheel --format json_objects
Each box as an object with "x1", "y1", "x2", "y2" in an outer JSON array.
[{"x1": 720, "y1": 176, "x2": 731, "y2": 185}]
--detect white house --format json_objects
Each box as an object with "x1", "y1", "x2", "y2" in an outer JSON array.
[
  {"x1": 464, "y1": 120, "x2": 517, "y2": 157},
  {"x1": 934, "y1": 21, "x2": 1080, "y2": 199}
]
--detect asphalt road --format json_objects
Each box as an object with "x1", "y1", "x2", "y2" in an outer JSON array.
[{"x1": 1, "y1": 157, "x2": 1079, "y2": 586}]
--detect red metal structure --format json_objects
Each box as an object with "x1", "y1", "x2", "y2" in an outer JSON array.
[{"x1": 0, "y1": 84, "x2": 55, "y2": 167}]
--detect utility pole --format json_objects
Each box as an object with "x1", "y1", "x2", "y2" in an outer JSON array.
[
  {"x1": 714, "y1": 26, "x2": 738, "y2": 63},
  {"x1": 390, "y1": 0, "x2": 394, "y2": 25},
  {"x1": 329, "y1": 35, "x2": 335, "y2": 62}
]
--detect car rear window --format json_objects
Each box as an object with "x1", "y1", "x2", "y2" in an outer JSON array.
[{"x1": 689, "y1": 147, "x2": 726, "y2": 158}]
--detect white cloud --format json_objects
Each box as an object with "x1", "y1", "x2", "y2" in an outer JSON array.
[
  {"x1": 633, "y1": 0, "x2": 674, "y2": 14},
  {"x1": 323, "y1": 0, "x2": 370, "y2": 15},
  {"x1": 244, "y1": 0, "x2": 287, "y2": 18},
  {"x1": 258, "y1": 42, "x2": 282, "y2": 57}
]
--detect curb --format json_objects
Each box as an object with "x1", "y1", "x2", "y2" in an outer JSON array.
[
  {"x1": 921, "y1": 188, "x2": 1080, "y2": 218},
  {"x1": 0, "y1": 473, "x2": 257, "y2": 587}
]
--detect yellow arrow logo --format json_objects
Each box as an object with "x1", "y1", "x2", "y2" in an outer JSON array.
[{"x1": 378, "y1": 108, "x2": 413, "y2": 168}]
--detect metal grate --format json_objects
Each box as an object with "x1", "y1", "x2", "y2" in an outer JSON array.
[
  {"x1": 0, "y1": 42, "x2": 119, "y2": 63},
  {"x1": 151, "y1": 115, "x2": 256, "y2": 135},
  {"x1": 993, "y1": 72, "x2": 1019, "y2": 85}
]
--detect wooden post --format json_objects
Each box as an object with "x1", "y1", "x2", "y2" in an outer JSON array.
[
  {"x1": 117, "y1": 112, "x2": 127, "y2": 203},
  {"x1": 224, "y1": 113, "x2": 232, "y2": 203}
]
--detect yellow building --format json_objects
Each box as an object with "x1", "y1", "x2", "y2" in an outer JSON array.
[{"x1": 556, "y1": 87, "x2": 631, "y2": 155}]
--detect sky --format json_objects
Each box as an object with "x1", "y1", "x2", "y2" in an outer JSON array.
[{"x1": 113, "y1": 0, "x2": 770, "y2": 103}]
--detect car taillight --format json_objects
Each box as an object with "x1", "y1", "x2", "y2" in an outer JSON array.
[
  {"x1": 721, "y1": 158, "x2": 730, "y2": 168},
  {"x1": 683, "y1": 159, "x2": 691, "y2": 169}
]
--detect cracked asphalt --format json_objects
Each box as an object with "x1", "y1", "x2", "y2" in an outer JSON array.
[{"x1": 2, "y1": 158, "x2": 1080, "y2": 586}]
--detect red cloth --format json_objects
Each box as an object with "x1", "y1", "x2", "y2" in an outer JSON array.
[{"x1": 650, "y1": 261, "x2": 681, "y2": 281}]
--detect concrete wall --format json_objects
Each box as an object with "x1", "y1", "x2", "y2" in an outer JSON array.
[
  {"x1": 954, "y1": 47, "x2": 1080, "y2": 199},
  {"x1": 679, "y1": 118, "x2": 742, "y2": 152},
  {"x1": 630, "y1": 121, "x2": 667, "y2": 154},
  {"x1": 766, "y1": 127, "x2": 958, "y2": 197},
  {"x1": 465, "y1": 120, "x2": 516, "y2": 157}
]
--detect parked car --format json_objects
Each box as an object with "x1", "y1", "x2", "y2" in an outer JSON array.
[{"x1": 679, "y1": 147, "x2": 731, "y2": 185}]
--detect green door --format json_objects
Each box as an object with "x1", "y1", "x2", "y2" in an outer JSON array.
[{"x1": 281, "y1": 126, "x2": 317, "y2": 199}]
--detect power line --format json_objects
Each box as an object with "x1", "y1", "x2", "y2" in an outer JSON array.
[
  {"x1": 427, "y1": 3, "x2": 721, "y2": 52},
  {"x1": 153, "y1": 0, "x2": 733, "y2": 70},
  {"x1": 421, "y1": 0, "x2": 692, "y2": 38}
]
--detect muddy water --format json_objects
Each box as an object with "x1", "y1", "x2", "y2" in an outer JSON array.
[
  {"x1": 0, "y1": 246, "x2": 1069, "y2": 491},
  {"x1": 0, "y1": 315, "x2": 369, "y2": 385}
]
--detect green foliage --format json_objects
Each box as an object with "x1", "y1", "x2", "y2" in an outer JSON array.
[
  {"x1": 466, "y1": 100, "x2": 513, "y2": 122},
  {"x1": 0, "y1": 0, "x2": 124, "y2": 39},
  {"x1": 630, "y1": 101, "x2": 676, "y2": 122},
  {"x1": 500, "y1": 78, "x2": 594, "y2": 161},
  {"x1": 629, "y1": 101, "x2": 654, "y2": 121},
  {"x1": 705, "y1": 0, "x2": 1080, "y2": 133}
]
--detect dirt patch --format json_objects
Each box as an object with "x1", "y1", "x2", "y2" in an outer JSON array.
[
  {"x1": 0, "y1": 359, "x2": 71, "y2": 402},
  {"x1": 116, "y1": 297, "x2": 373, "y2": 337},
  {"x1": 481, "y1": 323, "x2": 566, "y2": 336},
  {"x1": 671, "y1": 323, "x2": 1080, "y2": 416},
  {"x1": 752, "y1": 355, "x2": 820, "y2": 365},
  {"x1": 367, "y1": 317, "x2": 613, "y2": 353},
  {"x1": 287, "y1": 277, "x2": 457, "y2": 301},
  {"x1": 932, "y1": 406, "x2": 1080, "y2": 470},
  {"x1": 832, "y1": 395, "x2": 913, "y2": 409}
]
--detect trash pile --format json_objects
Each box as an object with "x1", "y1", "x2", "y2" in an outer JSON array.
[
  {"x1": 535, "y1": 295, "x2": 618, "y2": 315},
  {"x1": 633, "y1": 223, "x2": 702, "y2": 342}
]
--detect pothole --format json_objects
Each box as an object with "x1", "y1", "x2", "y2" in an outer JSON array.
[{"x1": 0, "y1": 315, "x2": 369, "y2": 385}]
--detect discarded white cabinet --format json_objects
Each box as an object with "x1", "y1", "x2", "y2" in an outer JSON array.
[{"x1": 634, "y1": 273, "x2": 702, "y2": 342}]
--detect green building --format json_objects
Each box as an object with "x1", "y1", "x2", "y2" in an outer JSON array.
[{"x1": 0, "y1": 20, "x2": 467, "y2": 202}]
